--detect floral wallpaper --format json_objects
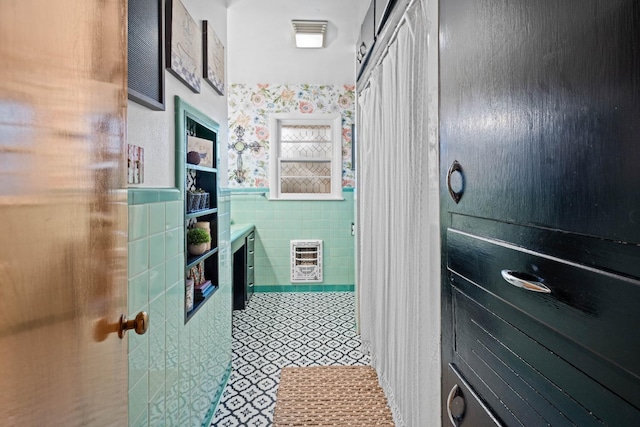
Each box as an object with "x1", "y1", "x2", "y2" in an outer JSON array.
[{"x1": 227, "y1": 83, "x2": 355, "y2": 188}]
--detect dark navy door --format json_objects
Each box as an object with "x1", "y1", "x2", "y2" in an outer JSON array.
[{"x1": 440, "y1": 0, "x2": 640, "y2": 425}]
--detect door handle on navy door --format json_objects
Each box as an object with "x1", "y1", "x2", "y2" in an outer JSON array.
[
  {"x1": 447, "y1": 160, "x2": 464, "y2": 204},
  {"x1": 501, "y1": 270, "x2": 551, "y2": 294},
  {"x1": 447, "y1": 383, "x2": 466, "y2": 426}
]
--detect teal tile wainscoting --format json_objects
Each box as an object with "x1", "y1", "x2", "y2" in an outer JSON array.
[
  {"x1": 128, "y1": 188, "x2": 232, "y2": 427},
  {"x1": 230, "y1": 189, "x2": 355, "y2": 289}
]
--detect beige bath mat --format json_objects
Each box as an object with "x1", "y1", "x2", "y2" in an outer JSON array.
[{"x1": 273, "y1": 366, "x2": 395, "y2": 426}]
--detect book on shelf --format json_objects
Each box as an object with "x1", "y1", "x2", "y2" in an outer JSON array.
[
  {"x1": 195, "y1": 280, "x2": 213, "y2": 296},
  {"x1": 195, "y1": 279, "x2": 211, "y2": 289},
  {"x1": 194, "y1": 279, "x2": 211, "y2": 291},
  {"x1": 195, "y1": 283, "x2": 213, "y2": 294},
  {"x1": 202, "y1": 285, "x2": 215, "y2": 297},
  {"x1": 196, "y1": 284, "x2": 215, "y2": 301}
]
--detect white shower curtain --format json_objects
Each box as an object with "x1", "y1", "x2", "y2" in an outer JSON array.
[{"x1": 357, "y1": 0, "x2": 441, "y2": 425}]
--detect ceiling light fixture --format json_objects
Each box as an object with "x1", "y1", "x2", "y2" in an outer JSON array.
[{"x1": 292, "y1": 20, "x2": 328, "y2": 49}]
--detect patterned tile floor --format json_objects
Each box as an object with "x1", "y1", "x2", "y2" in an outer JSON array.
[{"x1": 211, "y1": 292, "x2": 370, "y2": 427}]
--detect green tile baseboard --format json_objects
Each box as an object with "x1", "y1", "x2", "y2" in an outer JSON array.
[
  {"x1": 201, "y1": 362, "x2": 232, "y2": 427},
  {"x1": 228, "y1": 187, "x2": 353, "y2": 193},
  {"x1": 229, "y1": 188, "x2": 269, "y2": 194},
  {"x1": 128, "y1": 188, "x2": 181, "y2": 205},
  {"x1": 254, "y1": 284, "x2": 354, "y2": 293}
]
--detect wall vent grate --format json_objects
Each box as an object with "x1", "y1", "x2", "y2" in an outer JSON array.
[{"x1": 291, "y1": 240, "x2": 323, "y2": 282}]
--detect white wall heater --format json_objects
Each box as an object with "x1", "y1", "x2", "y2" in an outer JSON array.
[{"x1": 290, "y1": 240, "x2": 323, "y2": 283}]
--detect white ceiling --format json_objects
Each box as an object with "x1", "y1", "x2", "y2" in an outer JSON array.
[
  {"x1": 226, "y1": 0, "x2": 372, "y2": 22},
  {"x1": 227, "y1": 0, "x2": 373, "y2": 83},
  {"x1": 227, "y1": 0, "x2": 371, "y2": 45}
]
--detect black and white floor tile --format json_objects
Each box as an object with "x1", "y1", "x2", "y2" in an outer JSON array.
[{"x1": 211, "y1": 292, "x2": 370, "y2": 427}]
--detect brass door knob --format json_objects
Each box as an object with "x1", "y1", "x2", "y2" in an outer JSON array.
[{"x1": 118, "y1": 311, "x2": 149, "y2": 338}]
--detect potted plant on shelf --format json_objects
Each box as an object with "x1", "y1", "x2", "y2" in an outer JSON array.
[{"x1": 187, "y1": 227, "x2": 211, "y2": 256}]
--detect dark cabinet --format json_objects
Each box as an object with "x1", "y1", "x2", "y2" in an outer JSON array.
[
  {"x1": 374, "y1": 0, "x2": 395, "y2": 36},
  {"x1": 440, "y1": 0, "x2": 640, "y2": 243},
  {"x1": 356, "y1": 0, "x2": 375, "y2": 80},
  {"x1": 233, "y1": 228, "x2": 255, "y2": 310},
  {"x1": 246, "y1": 230, "x2": 255, "y2": 302},
  {"x1": 443, "y1": 364, "x2": 501, "y2": 427},
  {"x1": 357, "y1": 0, "x2": 400, "y2": 82},
  {"x1": 440, "y1": 0, "x2": 640, "y2": 425},
  {"x1": 446, "y1": 223, "x2": 640, "y2": 425}
]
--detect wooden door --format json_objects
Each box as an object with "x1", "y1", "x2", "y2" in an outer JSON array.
[{"x1": 0, "y1": 1, "x2": 128, "y2": 425}]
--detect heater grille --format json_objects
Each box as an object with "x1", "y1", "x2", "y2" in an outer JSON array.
[{"x1": 291, "y1": 240, "x2": 323, "y2": 282}]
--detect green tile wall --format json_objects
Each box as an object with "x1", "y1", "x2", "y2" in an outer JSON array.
[
  {"x1": 230, "y1": 191, "x2": 355, "y2": 289},
  {"x1": 128, "y1": 189, "x2": 232, "y2": 427}
]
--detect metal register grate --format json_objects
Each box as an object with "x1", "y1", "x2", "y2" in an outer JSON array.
[{"x1": 291, "y1": 240, "x2": 323, "y2": 282}]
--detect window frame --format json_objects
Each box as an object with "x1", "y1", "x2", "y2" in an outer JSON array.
[{"x1": 268, "y1": 113, "x2": 343, "y2": 201}]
